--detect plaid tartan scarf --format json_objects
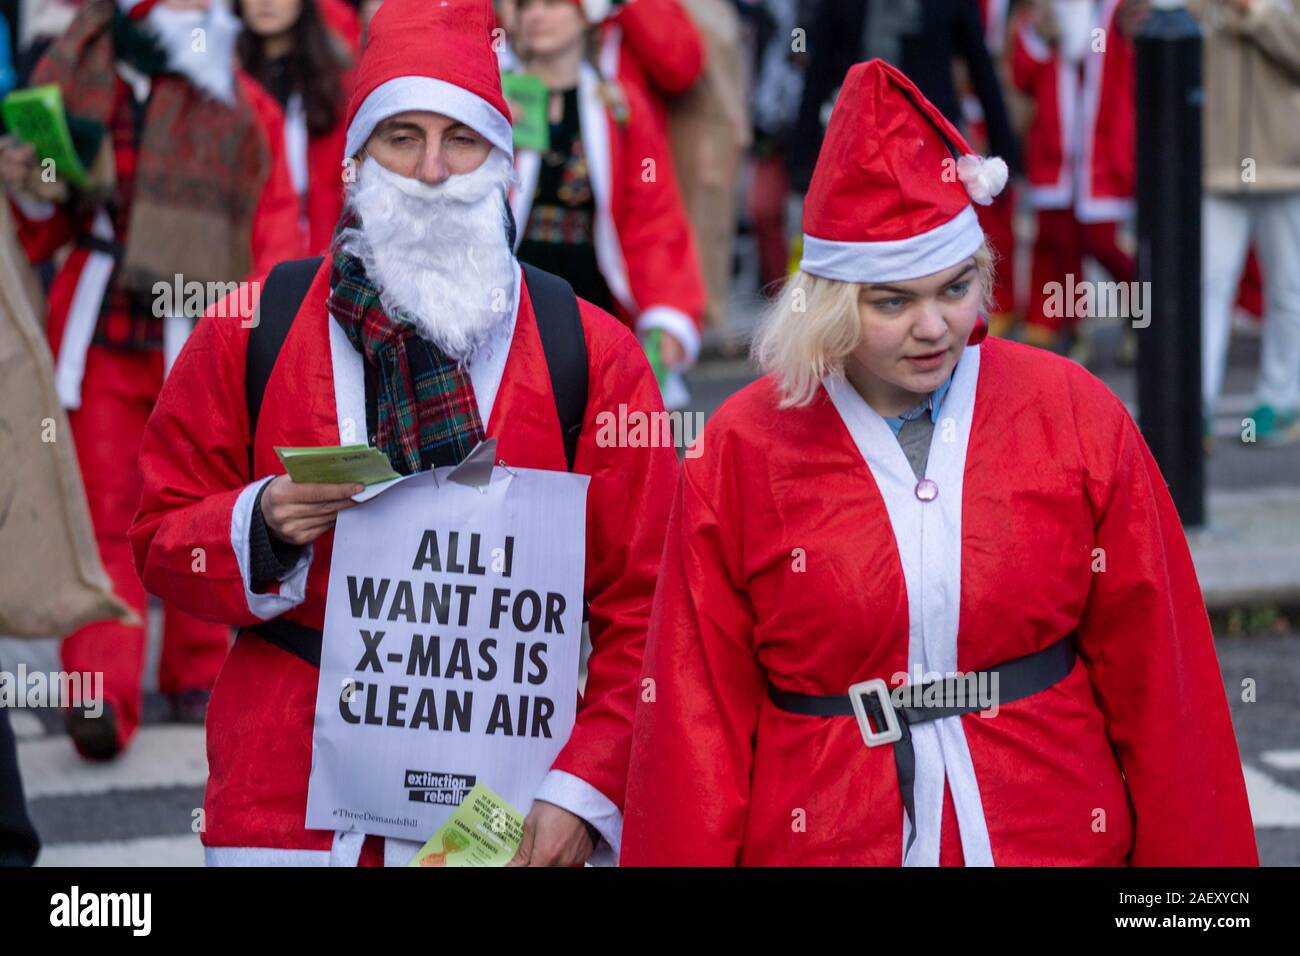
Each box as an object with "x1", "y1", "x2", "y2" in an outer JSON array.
[{"x1": 328, "y1": 228, "x2": 486, "y2": 476}]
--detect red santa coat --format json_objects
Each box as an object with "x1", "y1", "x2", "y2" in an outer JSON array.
[
  {"x1": 129, "y1": 260, "x2": 678, "y2": 859},
  {"x1": 598, "y1": 0, "x2": 706, "y2": 133},
  {"x1": 622, "y1": 337, "x2": 1258, "y2": 866},
  {"x1": 510, "y1": 62, "x2": 706, "y2": 362},
  {"x1": 1010, "y1": 0, "x2": 1135, "y2": 223},
  {"x1": 12, "y1": 71, "x2": 302, "y2": 407}
]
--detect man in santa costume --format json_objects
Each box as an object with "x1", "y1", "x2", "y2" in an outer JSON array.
[
  {"x1": 129, "y1": 0, "x2": 677, "y2": 866},
  {"x1": 0, "y1": 0, "x2": 301, "y2": 759},
  {"x1": 1012, "y1": 0, "x2": 1139, "y2": 355},
  {"x1": 621, "y1": 59, "x2": 1257, "y2": 866}
]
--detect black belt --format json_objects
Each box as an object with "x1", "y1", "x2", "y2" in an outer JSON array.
[
  {"x1": 768, "y1": 637, "x2": 1077, "y2": 856},
  {"x1": 246, "y1": 619, "x2": 323, "y2": 668},
  {"x1": 77, "y1": 234, "x2": 124, "y2": 257}
]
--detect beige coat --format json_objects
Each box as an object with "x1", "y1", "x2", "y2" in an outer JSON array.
[{"x1": 1192, "y1": 0, "x2": 1300, "y2": 193}]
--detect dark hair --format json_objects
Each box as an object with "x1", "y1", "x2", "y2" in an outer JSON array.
[{"x1": 236, "y1": 0, "x2": 350, "y2": 137}]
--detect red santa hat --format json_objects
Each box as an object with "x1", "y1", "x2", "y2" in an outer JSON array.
[
  {"x1": 800, "y1": 59, "x2": 1008, "y2": 284},
  {"x1": 344, "y1": 0, "x2": 513, "y2": 160}
]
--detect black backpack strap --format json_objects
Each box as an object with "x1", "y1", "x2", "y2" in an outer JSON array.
[
  {"x1": 245, "y1": 257, "x2": 323, "y2": 470},
  {"x1": 522, "y1": 263, "x2": 588, "y2": 472}
]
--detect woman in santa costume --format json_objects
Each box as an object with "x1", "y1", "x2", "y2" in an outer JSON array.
[
  {"x1": 130, "y1": 0, "x2": 677, "y2": 866},
  {"x1": 236, "y1": 0, "x2": 355, "y2": 255},
  {"x1": 1012, "y1": 0, "x2": 1138, "y2": 355},
  {"x1": 621, "y1": 59, "x2": 1258, "y2": 867},
  {"x1": 509, "y1": 0, "x2": 706, "y2": 386},
  {"x1": 0, "y1": 0, "x2": 301, "y2": 759}
]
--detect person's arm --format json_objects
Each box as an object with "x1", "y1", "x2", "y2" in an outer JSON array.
[
  {"x1": 610, "y1": 0, "x2": 707, "y2": 97},
  {"x1": 621, "y1": 457, "x2": 764, "y2": 866},
  {"x1": 1070, "y1": 374, "x2": 1258, "y2": 866},
  {"x1": 0, "y1": 138, "x2": 77, "y2": 264},
  {"x1": 616, "y1": 85, "x2": 707, "y2": 366},
  {"x1": 128, "y1": 285, "x2": 314, "y2": 626},
  {"x1": 955, "y1": 0, "x2": 1023, "y2": 172},
  {"x1": 534, "y1": 306, "x2": 682, "y2": 864},
  {"x1": 1229, "y1": 0, "x2": 1300, "y2": 81}
]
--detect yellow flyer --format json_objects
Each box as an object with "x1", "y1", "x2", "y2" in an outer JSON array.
[{"x1": 408, "y1": 783, "x2": 525, "y2": 867}]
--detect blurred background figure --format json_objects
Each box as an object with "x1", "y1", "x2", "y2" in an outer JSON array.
[
  {"x1": 960, "y1": 0, "x2": 1020, "y2": 336},
  {"x1": 1011, "y1": 0, "x2": 1137, "y2": 362},
  {"x1": 508, "y1": 0, "x2": 706, "y2": 404},
  {"x1": 789, "y1": 0, "x2": 1021, "y2": 197},
  {"x1": 237, "y1": 0, "x2": 356, "y2": 254},
  {"x1": 0, "y1": 0, "x2": 301, "y2": 760},
  {"x1": 594, "y1": 0, "x2": 705, "y2": 134},
  {"x1": 739, "y1": 0, "x2": 804, "y2": 298},
  {"x1": 663, "y1": 0, "x2": 748, "y2": 333},
  {"x1": 1192, "y1": 0, "x2": 1300, "y2": 444}
]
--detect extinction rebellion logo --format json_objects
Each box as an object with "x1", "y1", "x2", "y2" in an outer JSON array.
[{"x1": 405, "y1": 770, "x2": 475, "y2": 805}]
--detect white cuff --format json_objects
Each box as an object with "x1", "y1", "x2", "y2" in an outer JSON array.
[
  {"x1": 9, "y1": 190, "x2": 55, "y2": 222},
  {"x1": 205, "y1": 845, "x2": 330, "y2": 866},
  {"x1": 230, "y1": 477, "x2": 313, "y2": 620},
  {"x1": 636, "y1": 305, "x2": 701, "y2": 368},
  {"x1": 533, "y1": 769, "x2": 623, "y2": 866}
]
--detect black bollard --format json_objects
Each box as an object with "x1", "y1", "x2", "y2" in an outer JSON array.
[{"x1": 1135, "y1": 1, "x2": 1205, "y2": 527}]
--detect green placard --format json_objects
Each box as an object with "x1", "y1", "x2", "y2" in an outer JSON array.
[
  {"x1": 2, "y1": 85, "x2": 88, "y2": 187},
  {"x1": 501, "y1": 72, "x2": 550, "y2": 153}
]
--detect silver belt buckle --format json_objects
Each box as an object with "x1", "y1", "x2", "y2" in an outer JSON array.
[{"x1": 848, "y1": 678, "x2": 902, "y2": 747}]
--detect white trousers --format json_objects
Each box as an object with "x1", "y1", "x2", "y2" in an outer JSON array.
[{"x1": 1202, "y1": 190, "x2": 1300, "y2": 412}]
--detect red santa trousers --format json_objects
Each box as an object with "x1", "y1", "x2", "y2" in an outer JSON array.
[
  {"x1": 60, "y1": 345, "x2": 230, "y2": 749},
  {"x1": 1027, "y1": 207, "x2": 1134, "y2": 334}
]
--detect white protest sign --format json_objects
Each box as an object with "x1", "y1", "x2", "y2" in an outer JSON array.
[{"x1": 304, "y1": 464, "x2": 589, "y2": 842}]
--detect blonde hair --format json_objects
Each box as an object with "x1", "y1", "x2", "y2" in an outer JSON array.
[{"x1": 752, "y1": 244, "x2": 996, "y2": 408}]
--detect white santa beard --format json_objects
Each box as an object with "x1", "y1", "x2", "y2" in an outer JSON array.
[
  {"x1": 144, "y1": 0, "x2": 240, "y2": 104},
  {"x1": 338, "y1": 150, "x2": 518, "y2": 362}
]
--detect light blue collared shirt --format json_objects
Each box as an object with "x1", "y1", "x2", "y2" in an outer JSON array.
[{"x1": 883, "y1": 373, "x2": 954, "y2": 436}]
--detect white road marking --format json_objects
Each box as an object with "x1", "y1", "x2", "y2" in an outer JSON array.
[
  {"x1": 7, "y1": 709, "x2": 45, "y2": 740},
  {"x1": 37, "y1": 834, "x2": 203, "y2": 867},
  {"x1": 1243, "y1": 764, "x2": 1300, "y2": 828},
  {"x1": 18, "y1": 725, "x2": 207, "y2": 799},
  {"x1": 1261, "y1": 749, "x2": 1300, "y2": 772}
]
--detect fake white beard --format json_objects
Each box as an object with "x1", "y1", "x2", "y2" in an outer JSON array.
[
  {"x1": 338, "y1": 150, "x2": 518, "y2": 362},
  {"x1": 144, "y1": 0, "x2": 240, "y2": 104}
]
